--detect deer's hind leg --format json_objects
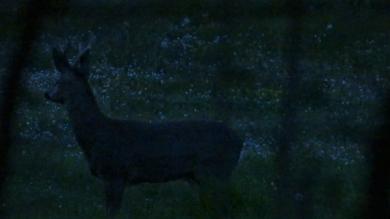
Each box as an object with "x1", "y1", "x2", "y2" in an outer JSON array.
[{"x1": 104, "y1": 178, "x2": 125, "y2": 218}]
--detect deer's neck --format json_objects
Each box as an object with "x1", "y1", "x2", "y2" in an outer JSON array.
[{"x1": 66, "y1": 82, "x2": 106, "y2": 156}]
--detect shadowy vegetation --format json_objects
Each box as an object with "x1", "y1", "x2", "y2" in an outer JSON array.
[{"x1": 0, "y1": 0, "x2": 389, "y2": 218}]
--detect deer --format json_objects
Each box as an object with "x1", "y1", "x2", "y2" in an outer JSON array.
[{"x1": 44, "y1": 40, "x2": 243, "y2": 218}]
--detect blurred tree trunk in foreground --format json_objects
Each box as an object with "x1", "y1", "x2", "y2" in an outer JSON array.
[
  {"x1": 0, "y1": 0, "x2": 60, "y2": 217},
  {"x1": 275, "y1": 0, "x2": 306, "y2": 218},
  {"x1": 363, "y1": 94, "x2": 390, "y2": 219}
]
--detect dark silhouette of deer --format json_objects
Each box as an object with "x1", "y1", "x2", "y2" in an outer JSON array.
[{"x1": 45, "y1": 42, "x2": 243, "y2": 218}]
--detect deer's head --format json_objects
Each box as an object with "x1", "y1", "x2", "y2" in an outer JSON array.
[{"x1": 45, "y1": 44, "x2": 91, "y2": 104}]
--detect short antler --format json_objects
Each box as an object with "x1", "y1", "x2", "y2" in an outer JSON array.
[
  {"x1": 75, "y1": 33, "x2": 96, "y2": 62},
  {"x1": 62, "y1": 38, "x2": 72, "y2": 57}
]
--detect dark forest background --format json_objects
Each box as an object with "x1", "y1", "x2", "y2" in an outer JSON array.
[{"x1": 0, "y1": 0, "x2": 389, "y2": 218}]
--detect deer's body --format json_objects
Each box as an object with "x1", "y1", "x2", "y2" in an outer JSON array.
[
  {"x1": 81, "y1": 119, "x2": 240, "y2": 183},
  {"x1": 45, "y1": 45, "x2": 243, "y2": 218}
]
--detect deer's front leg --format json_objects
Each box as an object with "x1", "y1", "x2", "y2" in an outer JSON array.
[{"x1": 104, "y1": 178, "x2": 125, "y2": 218}]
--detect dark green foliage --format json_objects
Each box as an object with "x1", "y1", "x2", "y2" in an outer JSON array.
[{"x1": 1, "y1": 0, "x2": 389, "y2": 218}]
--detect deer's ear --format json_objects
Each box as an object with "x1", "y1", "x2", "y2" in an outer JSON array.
[
  {"x1": 75, "y1": 49, "x2": 90, "y2": 77},
  {"x1": 52, "y1": 48, "x2": 71, "y2": 73}
]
